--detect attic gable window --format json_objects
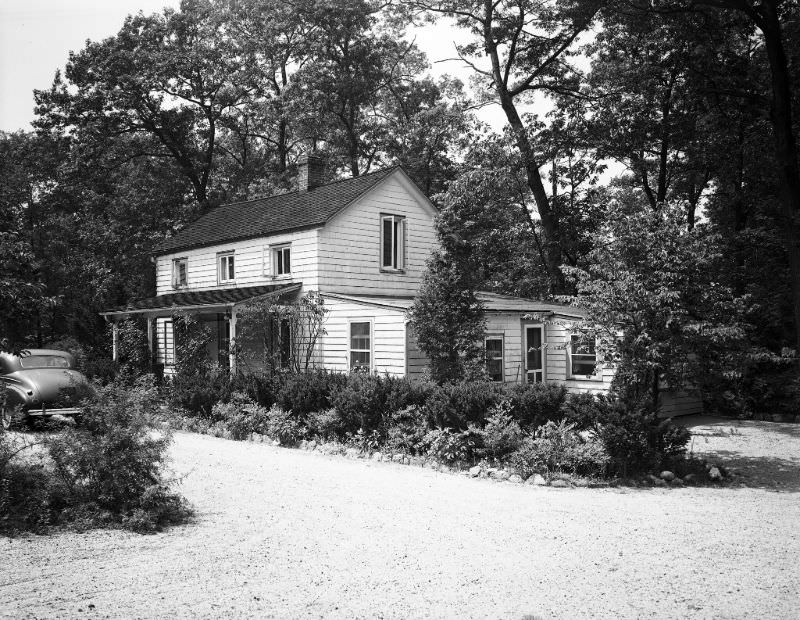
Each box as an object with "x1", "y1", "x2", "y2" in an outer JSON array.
[
  {"x1": 273, "y1": 245, "x2": 291, "y2": 276},
  {"x1": 380, "y1": 214, "x2": 405, "y2": 271},
  {"x1": 172, "y1": 258, "x2": 187, "y2": 288},
  {"x1": 218, "y1": 251, "x2": 235, "y2": 284}
]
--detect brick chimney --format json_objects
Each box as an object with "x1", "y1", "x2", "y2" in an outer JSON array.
[{"x1": 297, "y1": 152, "x2": 325, "y2": 191}]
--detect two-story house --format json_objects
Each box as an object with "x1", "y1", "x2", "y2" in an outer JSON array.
[{"x1": 100, "y1": 155, "x2": 700, "y2": 413}]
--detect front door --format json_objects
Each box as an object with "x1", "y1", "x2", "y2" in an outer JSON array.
[{"x1": 525, "y1": 326, "x2": 544, "y2": 383}]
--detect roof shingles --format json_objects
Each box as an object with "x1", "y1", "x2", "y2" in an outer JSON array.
[{"x1": 157, "y1": 167, "x2": 397, "y2": 254}]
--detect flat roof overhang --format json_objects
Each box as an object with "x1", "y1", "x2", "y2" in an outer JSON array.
[{"x1": 99, "y1": 283, "x2": 302, "y2": 319}]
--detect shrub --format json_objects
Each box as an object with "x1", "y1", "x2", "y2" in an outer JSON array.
[
  {"x1": 589, "y1": 397, "x2": 691, "y2": 476},
  {"x1": 421, "y1": 427, "x2": 481, "y2": 463},
  {"x1": 263, "y1": 405, "x2": 304, "y2": 446},
  {"x1": 506, "y1": 383, "x2": 569, "y2": 428},
  {"x1": 385, "y1": 406, "x2": 431, "y2": 454},
  {"x1": 306, "y1": 408, "x2": 343, "y2": 440},
  {"x1": 329, "y1": 373, "x2": 424, "y2": 435},
  {"x1": 423, "y1": 381, "x2": 503, "y2": 429},
  {"x1": 231, "y1": 372, "x2": 281, "y2": 409},
  {"x1": 211, "y1": 393, "x2": 271, "y2": 440},
  {"x1": 0, "y1": 434, "x2": 53, "y2": 534},
  {"x1": 169, "y1": 364, "x2": 233, "y2": 418},
  {"x1": 509, "y1": 420, "x2": 608, "y2": 479},
  {"x1": 45, "y1": 377, "x2": 191, "y2": 531},
  {"x1": 275, "y1": 369, "x2": 347, "y2": 417},
  {"x1": 481, "y1": 401, "x2": 524, "y2": 459}
]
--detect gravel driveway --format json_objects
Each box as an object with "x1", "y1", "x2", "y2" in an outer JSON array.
[{"x1": 2, "y1": 417, "x2": 799, "y2": 619}]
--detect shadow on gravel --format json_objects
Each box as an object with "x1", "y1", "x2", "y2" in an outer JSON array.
[
  {"x1": 679, "y1": 414, "x2": 800, "y2": 439},
  {"x1": 693, "y1": 451, "x2": 800, "y2": 493}
]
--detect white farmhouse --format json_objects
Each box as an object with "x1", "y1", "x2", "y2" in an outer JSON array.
[{"x1": 101, "y1": 155, "x2": 700, "y2": 413}]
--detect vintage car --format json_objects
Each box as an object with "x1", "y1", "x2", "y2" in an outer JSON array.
[{"x1": 0, "y1": 349, "x2": 89, "y2": 429}]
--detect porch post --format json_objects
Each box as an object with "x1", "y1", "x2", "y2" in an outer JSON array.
[
  {"x1": 229, "y1": 307, "x2": 237, "y2": 375},
  {"x1": 146, "y1": 317, "x2": 154, "y2": 368},
  {"x1": 111, "y1": 321, "x2": 119, "y2": 362}
]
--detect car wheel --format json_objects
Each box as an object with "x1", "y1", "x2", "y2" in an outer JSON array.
[{"x1": 1, "y1": 405, "x2": 11, "y2": 431}]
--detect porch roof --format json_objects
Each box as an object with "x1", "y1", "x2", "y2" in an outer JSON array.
[{"x1": 100, "y1": 283, "x2": 302, "y2": 318}]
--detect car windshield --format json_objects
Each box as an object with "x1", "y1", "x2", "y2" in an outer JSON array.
[{"x1": 19, "y1": 355, "x2": 71, "y2": 369}]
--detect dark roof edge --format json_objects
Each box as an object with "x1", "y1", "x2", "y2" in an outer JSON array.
[{"x1": 156, "y1": 223, "x2": 322, "y2": 256}]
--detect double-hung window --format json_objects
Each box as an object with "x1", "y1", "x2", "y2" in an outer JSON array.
[
  {"x1": 380, "y1": 214, "x2": 405, "y2": 270},
  {"x1": 569, "y1": 334, "x2": 598, "y2": 378},
  {"x1": 218, "y1": 251, "x2": 235, "y2": 284},
  {"x1": 172, "y1": 258, "x2": 187, "y2": 288},
  {"x1": 485, "y1": 336, "x2": 504, "y2": 382},
  {"x1": 273, "y1": 245, "x2": 291, "y2": 276},
  {"x1": 349, "y1": 321, "x2": 371, "y2": 370}
]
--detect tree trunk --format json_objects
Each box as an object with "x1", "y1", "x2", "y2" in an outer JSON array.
[{"x1": 758, "y1": 4, "x2": 800, "y2": 351}]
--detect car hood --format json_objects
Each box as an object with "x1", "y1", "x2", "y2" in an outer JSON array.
[{"x1": 7, "y1": 369, "x2": 88, "y2": 402}]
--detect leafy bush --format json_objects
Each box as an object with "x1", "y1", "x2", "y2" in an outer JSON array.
[
  {"x1": 169, "y1": 364, "x2": 233, "y2": 418},
  {"x1": 275, "y1": 369, "x2": 347, "y2": 417},
  {"x1": 305, "y1": 408, "x2": 342, "y2": 440},
  {"x1": 263, "y1": 405, "x2": 304, "y2": 446},
  {"x1": 588, "y1": 397, "x2": 691, "y2": 476},
  {"x1": 330, "y1": 374, "x2": 427, "y2": 435},
  {"x1": 211, "y1": 393, "x2": 271, "y2": 440},
  {"x1": 509, "y1": 420, "x2": 609, "y2": 479},
  {"x1": 423, "y1": 381, "x2": 503, "y2": 429},
  {"x1": 506, "y1": 383, "x2": 569, "y2": 428},
  {"x1": 231, "y1": 372, "x2": 281, "y2": 409},
  {"x1": 480, "y1": 400, "x2": 523, "y2": 458},
  {"x1": 421, "y1": 427, "x2": 481, "y2": 463},
  {"x1": 46, "y1": 377, "x2": 191, "y2": 531},
  {"x1": 385, "y1": 406, "x2": 431, "y2": 454},
  {"x1": 0, "y1": 434, "x2": 52, "y2": 534}
]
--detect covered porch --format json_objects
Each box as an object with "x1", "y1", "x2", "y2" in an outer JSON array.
[{"x1": 100, "y1": 283, "x2": 302, "y2": 374}]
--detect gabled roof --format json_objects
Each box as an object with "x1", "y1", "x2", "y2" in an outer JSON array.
[
  {"x1": 100, "y1": 283, "x2": 301, "y2": 316},
  {"x1": 157, "y1": 166, "x2": 400, "y2": 254}
]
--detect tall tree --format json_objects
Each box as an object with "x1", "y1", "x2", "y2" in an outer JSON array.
[{"x1": 413, "y1": 0, "x2": 603, "y2": 292}]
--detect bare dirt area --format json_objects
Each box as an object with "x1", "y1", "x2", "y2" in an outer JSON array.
[{"x1": 2, "y1": 417, "x2": 799, "y2": 620}]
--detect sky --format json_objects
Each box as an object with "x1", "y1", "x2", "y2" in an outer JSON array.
[{"x1": 0, "y1": 0, "x2": 507, "y2": 133}]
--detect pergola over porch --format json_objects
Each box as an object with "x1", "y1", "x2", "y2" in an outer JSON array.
[{"x1": 100, "y1": 283, "x2": 302, "y2": 372}]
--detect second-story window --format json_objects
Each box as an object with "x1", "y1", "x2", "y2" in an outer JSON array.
[
  {"x1": 218, "y1": 251, "x2": 235, "y2": 284},
  {"x1": 172, "y1": 258, "x2": 187, "y2": 288},
  {"x1": 380, "y1": 214, "x2": 405, "y2": 270},
  {"x1": 273, "y1": 245, "x2": 291, "y2": 276}
]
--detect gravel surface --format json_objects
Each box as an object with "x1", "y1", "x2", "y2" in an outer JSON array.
[{"x1": 2, "y1": 417, "x2": 799, "y2": 619}]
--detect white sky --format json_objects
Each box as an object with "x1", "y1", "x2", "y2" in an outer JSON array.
[{"x1": 0, "y1": 0, "x2": 509, "y2": 133}]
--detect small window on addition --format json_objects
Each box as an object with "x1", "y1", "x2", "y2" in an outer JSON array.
[
  {"x1": 349, "y1": 321, "x2": 371, "y2": 370},
  {"x1": 172, "y1": 258, "x2": 187, "y2": 288},
  {"x1": 218, "y1": 252, "x2": 235, "y2": 284},
  {"x1": 380, "y1": 214, "x2": 405, "y2": 270},
  {"x1": 485, "y1": 336, "x2": 504, "y2": 382},
  {"x1": 273, "y1": 245, "x2": 291, "y2": 276},
  {"x1": 569, "y1": 334, "x2": 598, "y2": 378}
]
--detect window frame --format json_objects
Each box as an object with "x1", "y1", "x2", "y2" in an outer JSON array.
[
  {"x1": 217, "y1": 251, "x2": 235, "y2": 284},
  {"x1": 379, "y1": 214, "x2": 405, "y2": 272},
  {"x1": 348, "y1": 319, "x2": 373, "y2": 371},
  {"x1": 485, "y1": 334, "x2": 504, "y2": 382},
  {"x1": 272, "y1": 244, "x2": 292, "y2": 277},
  {"x1": 567, "y1": 334, "x2": 602, "y2": 381},
  {"x1": 171, "y1": 257, "x2": 188, "y2": 289}
]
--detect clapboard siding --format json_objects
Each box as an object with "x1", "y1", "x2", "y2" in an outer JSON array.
[
  {"x1": 479, "y1": 313, "x2": 613, "y2": 393},
  {"x1": 317, "y1": 175, "x2": 437, "y2": 296},
  {"x1": 155, "y1": 228, "x2": 320, "y2": 294},
  {"x1": 318, "y1": 298, "x2": 407, "y2": 376}
]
